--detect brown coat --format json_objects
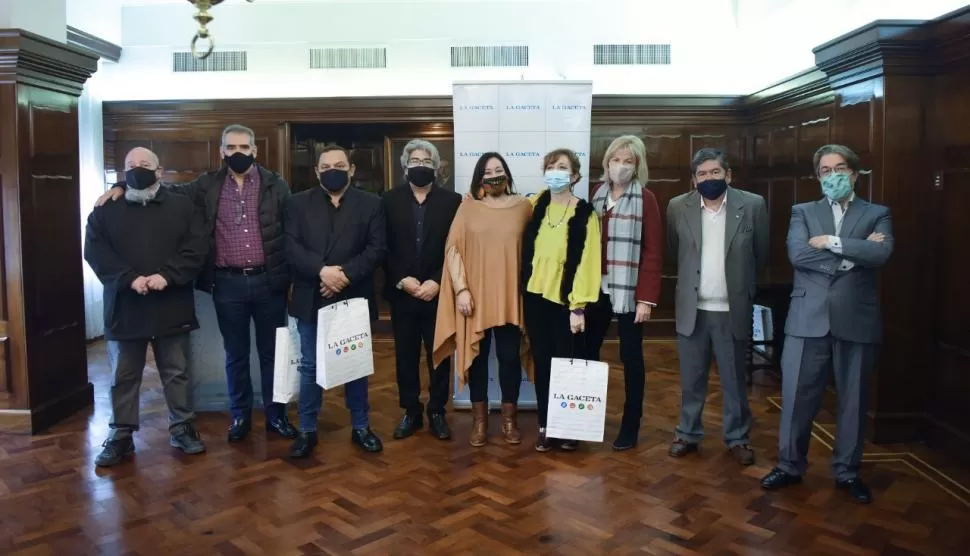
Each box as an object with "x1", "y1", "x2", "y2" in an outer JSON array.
[{"x1": 432, "y1": 196, "x2": 534, "y2": 390}]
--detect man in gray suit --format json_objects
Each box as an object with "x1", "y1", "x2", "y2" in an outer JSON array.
[
  {"x1": 667, "y1": 148, "x2": 769, "y2": 465},
  {"x1": 761, "y1": 144, "x2": 892, "y2": 504}
]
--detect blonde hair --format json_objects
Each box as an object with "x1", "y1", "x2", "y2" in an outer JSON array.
[{"x1": 600, "y1": 135, "x2": 649, "y2": 185}]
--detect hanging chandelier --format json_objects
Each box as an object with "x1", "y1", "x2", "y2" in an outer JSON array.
[{"x1": 188, "y1": 0, "x2": 255, "y2": 59}]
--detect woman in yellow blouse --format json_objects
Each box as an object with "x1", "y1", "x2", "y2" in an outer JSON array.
[{"x1": 521, "y1": 148, "x2": 602, "y2": 452}]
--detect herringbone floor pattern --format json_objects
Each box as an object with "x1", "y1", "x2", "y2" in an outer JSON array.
[{"x1": 1, "y1": 339, "x2": 968, "y2": 555}]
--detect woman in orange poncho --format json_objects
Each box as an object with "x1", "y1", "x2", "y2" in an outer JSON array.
[{"x1": 432, "y1": 152, "x2": 532, "y2": 447}]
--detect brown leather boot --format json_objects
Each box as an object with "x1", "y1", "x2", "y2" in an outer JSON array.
[
  {"x1": 469, "y1": 402, "x2": 488, "y2": 447},
  {"x1": 500, "y1": 403, "x2": 522, "y2": 444}
]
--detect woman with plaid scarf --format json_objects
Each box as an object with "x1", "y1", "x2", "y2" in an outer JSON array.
[{"x1": 585, "y1": 135, "x2": 663, "y2": 451}]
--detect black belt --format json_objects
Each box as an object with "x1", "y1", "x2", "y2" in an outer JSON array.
[{"x1": 215, "y1": 265, "x2": 266, "y2": 276}]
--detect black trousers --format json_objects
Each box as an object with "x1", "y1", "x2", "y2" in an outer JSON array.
[
  {"x1": 585, "y1": 292, "x2": 646, "y2": 425},
  {"x1": 391, "y1": 302, "x2": 451, "y2": 415},
  {"x1": 468, "y1": 324, "x2": 522, "y2": 404},
  {"x1": 524, "y1": 293, "x2": 585, "y2": 428}
]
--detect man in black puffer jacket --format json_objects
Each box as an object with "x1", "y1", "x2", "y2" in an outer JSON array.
[{"x1": 99, "y1": 124, "x2": 298, "y2": 443}]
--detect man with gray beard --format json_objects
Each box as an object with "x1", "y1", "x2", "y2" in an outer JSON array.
[{"x1": 84, "y1": 147, "x2": 209, "y2": 467}]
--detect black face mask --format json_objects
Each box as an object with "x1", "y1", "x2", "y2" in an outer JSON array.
[
  {"x1": 225, "y1": 152, "x2": 255, "y2": 174},
  {"x1": 407, "y1": 166, "x2": 436, "y2": 187},
  {"x1": 697, "y1": 178, "x2": 728, "y2": 200},
  {"x1": 125, "y1": 167, "x2": 158, "y2": 190},
  {"x1": 319, "y1": 169, "x2": 349, "y2": 192}
]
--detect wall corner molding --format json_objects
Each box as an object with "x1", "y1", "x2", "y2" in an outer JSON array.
[
  {"x1": 66, "y1": 26, "x2": 122, "y2": 63},
  {"x1": 0, "y1": 29, "x2": 99, "y2": 96}
]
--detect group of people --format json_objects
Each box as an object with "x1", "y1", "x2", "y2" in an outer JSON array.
[{"x1": 86, "y1": 124, "x2": 892, "y2": 505}]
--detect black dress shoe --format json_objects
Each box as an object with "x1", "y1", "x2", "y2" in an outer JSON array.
[
  {"x1": 266, "y1": 415, "x2": 298, "y2": 439},
  {"x1": 227, "y1": 417, "x2": 251, "y2": 443},
  {"x1": 560, "y1": 439, "x2": 580, "y2": 451},
  {"x1": 351, "y1": 428, "x2": 383, "y2": 452},
  {"x1": 836, "y1": 478, "x2": 873, "y2": 504},
  {"x1": 428, "y1": 413, "x2": 451, "y2": 440},
  {"x1": 760, "y1": 467, "x2": 803, "y2": 490},
  {"x1": 393, "y1": 413, "x2": 423, "y2": 439},
  {"x1": 289, "y1": 431, "x2": 317, "y2": 458}
]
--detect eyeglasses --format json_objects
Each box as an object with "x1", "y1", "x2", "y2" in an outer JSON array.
[
  {"x1": 818, "y1": 165, "x2": 851, "y2": 177},
  {"x1": 407, "y1": 158, "x2": 434, "y2": 168}
]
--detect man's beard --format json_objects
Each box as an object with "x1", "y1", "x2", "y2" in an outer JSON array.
[{"x1": 125, "y1": 183, "x2": 161, "y2": 204}]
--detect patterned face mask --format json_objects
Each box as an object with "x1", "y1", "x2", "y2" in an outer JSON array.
[{"x1": 821, "y1": 172, "x2": 852, "y2": 202}]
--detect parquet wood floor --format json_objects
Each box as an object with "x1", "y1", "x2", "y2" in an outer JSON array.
[{"x1": 1, "y1": 339, "x2": 968, "y2": 555}]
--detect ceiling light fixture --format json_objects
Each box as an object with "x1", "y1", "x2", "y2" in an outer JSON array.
[{"x1": 188, "y1": 0, "x2": 255, "y2": 59}]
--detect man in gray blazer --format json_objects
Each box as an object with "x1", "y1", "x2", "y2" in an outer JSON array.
[
  {"x1": 761, "y1": 144, "x2": 892, "y2": 504},
  {"x1": 667, "y1": 148, "x2": 769, "y2": 465}
]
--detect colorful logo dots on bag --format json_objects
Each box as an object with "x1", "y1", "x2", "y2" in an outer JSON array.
[
  {"x1": 343, "y1": 346, "x2": 349, "y2": 353},
  {"x1": 357, "y1": 341, "x2": 364, "y2": 348},
  {"x1": 587, "y1": 404, "x2": 594, "y2": 410},
  {"x1": 569, "y1": 403, "x2": 576, "y2": 409},
  {"x1": 560, "y1": 402, "x2": 567, "y2": 408},
  {"x1": 578, "y1": 403, "x2": 585, "y2": 410},
  {"x1": 335, "y1": 349, "x2": 341, "y2": 356},
  {"x1": 350, "y1": 344, "x2": 357, "y2": 351}
]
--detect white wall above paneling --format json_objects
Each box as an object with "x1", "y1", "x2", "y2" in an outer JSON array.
[
  {"x1": 734, "y1": 0, "x2": 970, "y2": 86},
  {"x1": 68, "y1": 0, "x2": 124, "y2": 44},
  {"x1": 86, "y1": 0, "x2": 969, "y2": 101},
  {"x1": 98, "y1": 0, "x2": 754, "y2": 99}
]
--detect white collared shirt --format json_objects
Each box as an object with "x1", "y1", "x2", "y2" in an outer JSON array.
[{"x1": 826, "y1": 192, "x2": 856, "y2": 271}]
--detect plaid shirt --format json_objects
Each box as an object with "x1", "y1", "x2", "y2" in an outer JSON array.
[{"x1": 213, "y1": 167, "x2": 266, "y2": 268}]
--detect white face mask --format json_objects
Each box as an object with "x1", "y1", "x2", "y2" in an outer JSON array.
[{"x1": 609, "y1": 163, "x2": 635, "y2": 185}]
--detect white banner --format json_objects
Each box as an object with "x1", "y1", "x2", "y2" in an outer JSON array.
[
  {"x1": 451, "y1": 80, "x2": 593, "y2": 410},
  {"x1": 453, "y1": 81, "x2": 593, "y2": 200}
]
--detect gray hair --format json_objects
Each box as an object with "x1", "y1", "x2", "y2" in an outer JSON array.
[
  {"x1": 813, "y1": 144, "x2": 862, "y2": 176},
  {"x1": 221, "y1": 124, "x2": 256, "y2": 148},
  {"x1": 399, "y1": 139, "x2": 441, "y2": 171},
  {"x1": 690, "y1": 148, "x2": 731, "y2": 176}
]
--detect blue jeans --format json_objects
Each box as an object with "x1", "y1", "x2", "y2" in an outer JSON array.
[
  {"x1": 296, "y1": 317, "x2": 370, "y2": 431},
  {"x1": 212, "y1": 271, "x2": 287, "y2": 421}
]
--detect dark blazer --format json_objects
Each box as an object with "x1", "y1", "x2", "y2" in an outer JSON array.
[
  {"x1": 284, "y1": 186, "x2": 386, "y2": 323},
  {"x1": 381, "y1": 184, "x2": 462, "y2": 313},
  {"x1": 163, "y1": 165, "x2": 291, "y2": 293},
  {"x1": 84, "y1": 188, "x2": 208, "y2": 341}
]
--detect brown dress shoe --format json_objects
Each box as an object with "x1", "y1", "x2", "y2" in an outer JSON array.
[
  {"x1": 668, "y1": 438, "x2": 699, "y2": 457},
  {"x1": 730, "y1": 443, "x2": 755, "y2": 466},
  {"x1": 469, "y1": 401, "x2": 488, "y2": 447},
  {"x1": 500, "y1": 403, "x2": 522, "y2": 444}
]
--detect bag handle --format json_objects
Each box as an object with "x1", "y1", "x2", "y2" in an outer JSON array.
[{"x1": 569, "y1": 330, "x2": 589, "y2": 367}]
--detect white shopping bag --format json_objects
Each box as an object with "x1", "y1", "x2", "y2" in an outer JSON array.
[
  {"x1": 316, "y1": 298, "x2": 375, "y2": 389},
  {"x1": 545, "y1": 357, "x2": 610, "y2": 442},
  {"x1": 272, "y1": 317, "x2": 301, "y2": 404}
]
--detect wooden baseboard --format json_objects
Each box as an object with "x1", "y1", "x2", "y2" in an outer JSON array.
[
  {"x1": 0, "y1": 382, "x2": 94, "y2": 435},
  {"x1": 927, "y1": 416, "x2": 970, "y2": 465},
  {"x1": 868, "y1": 411, "x2": 927, "y2": 444}
]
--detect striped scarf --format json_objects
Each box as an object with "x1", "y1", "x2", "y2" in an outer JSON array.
[{"x1": 591, "y1": 182, "x2": 643, "y2": 314}]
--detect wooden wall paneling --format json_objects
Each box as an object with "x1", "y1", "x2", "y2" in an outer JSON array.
[
  {"x1": 0, "y1": 30, "x2": 98, "y2": 433},
  {"x1": 925, "y1": 8, "x2": 970, "y2": 462},
  {"x1": 928, "y1": 169, "x2": 970, "y2": 461}
]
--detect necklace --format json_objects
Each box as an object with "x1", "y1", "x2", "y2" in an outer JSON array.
[{"x1": 546, "y1": 197, "x2": 574, "y2": 229}]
